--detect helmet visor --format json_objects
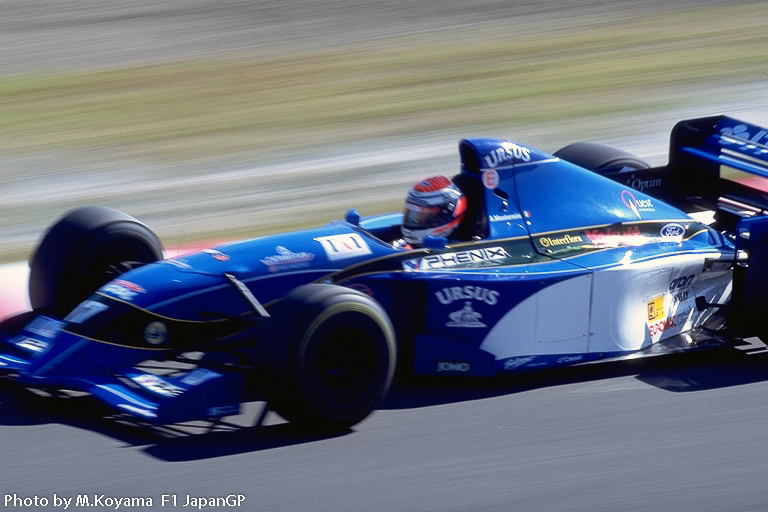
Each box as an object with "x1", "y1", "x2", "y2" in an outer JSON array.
[{"x1": 403, "y1": 203, "x2": 453, "y2": 229}]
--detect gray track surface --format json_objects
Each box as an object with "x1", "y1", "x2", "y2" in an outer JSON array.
[
  {"x1": 4, "y1": 351, "x2": 768, "y2": 512},
  {"x1": 4, "y1": 2, "x2": 768, "y2": 512}
]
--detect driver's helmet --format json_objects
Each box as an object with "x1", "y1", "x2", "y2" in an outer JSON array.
[{"x1": 402, "y1": 175, "x2": 467, "y2": 246}]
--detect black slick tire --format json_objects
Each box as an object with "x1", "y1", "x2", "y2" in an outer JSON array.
[
  {"x1": 28, "y1": 206, "x2": 163, "y2": 317},
  {"x1": 262, "y1": 284, "x2": 396, "y2": 432},
  {"x1": 554, "y1": 142, "x2": 650, "y2": 175}
]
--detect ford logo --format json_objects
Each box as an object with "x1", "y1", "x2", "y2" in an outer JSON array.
[{"x1": 660, "y1": 223, "x2": 685, "y2": 237}]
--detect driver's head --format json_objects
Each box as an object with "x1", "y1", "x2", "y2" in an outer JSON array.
[{"x1": 402, "y1": 175, "x2": 466, "y2": 246}]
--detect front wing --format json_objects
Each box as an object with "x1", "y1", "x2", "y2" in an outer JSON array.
[{"x1": 0, "y1": 315, "x2": 245, "y2": 424}]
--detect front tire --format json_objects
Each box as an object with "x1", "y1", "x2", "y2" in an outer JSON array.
[
  {"x1": 262, "y1": 284, "x2": 396, "y2": 431},
  {"x1": 29, "y1": 206, "x2": 163, "y2": 317}
]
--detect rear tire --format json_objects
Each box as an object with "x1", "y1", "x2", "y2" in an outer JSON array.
[
  {"x1": 554, "y1": 142, "x2": 650, "y2": 175},
  {"x1": 262, "y1": 284, "x2": 396, "y2": 432},
  {"x1": 29, "y1": 206, "x2": 163, "y2": 317}
]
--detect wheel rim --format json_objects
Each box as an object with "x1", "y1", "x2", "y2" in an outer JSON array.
[
  {"x1": 312, "y1": 325, "x2": 380, "y2": 407},
  {"x1": 72, "y1": 236, "x2": 158, "y2": 306}
]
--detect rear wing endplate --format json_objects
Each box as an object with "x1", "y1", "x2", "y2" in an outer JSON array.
[{"x1": 668, "y1": 115, "x2": 768, "y2": 217}]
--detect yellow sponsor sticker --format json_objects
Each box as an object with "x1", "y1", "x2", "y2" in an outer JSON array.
[{"x1": 647, "y1": 295, "x2": 664, "y2": 322}]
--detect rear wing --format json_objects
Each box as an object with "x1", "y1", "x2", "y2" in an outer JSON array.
[
  {"x1": 600, "y1": 115, "x2": 768, "y2": 228},
  {"x1": 666, "y1": 117, "x2": 768, "y2": 337},
  {"x1": 669, "y1": 115, "x2": 768, "y2": 214}
]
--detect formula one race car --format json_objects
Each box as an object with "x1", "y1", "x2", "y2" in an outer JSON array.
[{"x1": 2, "y1": 115, "x2": 768, "y2": 431}]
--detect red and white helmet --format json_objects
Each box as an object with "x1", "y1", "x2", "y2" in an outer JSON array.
[{"x1": 402, "y1": 176, "x2": 467, "y2": 245}]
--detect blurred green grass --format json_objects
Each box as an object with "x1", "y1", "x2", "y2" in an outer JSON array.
[
  {"x1": 1, "y1": 3, "x2": 767, "y2": 264},
  {"x1": 1, "y1": 4, "x2": 766, "y2": 163}
]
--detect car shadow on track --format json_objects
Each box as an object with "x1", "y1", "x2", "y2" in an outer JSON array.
[
  {"x1": 0, "y1": 378, "x2": 354, "y2": 459},
  {"x1": 0, "y1": 348, "x2": 766, "y2": 460},
  {"x1": 381, "y1": 348, "x2": 768, "y2": 409}
]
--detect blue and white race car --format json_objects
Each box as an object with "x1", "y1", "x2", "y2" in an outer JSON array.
[{"x1": 2, "y1": 114, "x2": 767, "y2": 431}]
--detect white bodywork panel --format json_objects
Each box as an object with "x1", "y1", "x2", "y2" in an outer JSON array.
[
  {"x1": 481, "y1": 273, "x2": 590, "y2": 360},
  {"x1": 479, "y1": 251, "x2": 733, "y2": 360}
]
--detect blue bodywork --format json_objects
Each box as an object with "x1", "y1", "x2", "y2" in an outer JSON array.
[{"x1": 3, "y1": 115, "x2": 767, "y2": 425}]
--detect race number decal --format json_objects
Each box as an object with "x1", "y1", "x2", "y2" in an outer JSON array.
[
  {"x1": 482, "y1": 169, "x2": 499, "y2": 189},
  {"x1": 315, "y1": 233, "x2": 372, "y2": 261}
]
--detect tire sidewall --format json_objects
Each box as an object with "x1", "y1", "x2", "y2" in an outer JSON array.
[
  {"x1": 296, "y1": 301, "x2": 396, "y2": 423},
  {"x1": 263, "y1": 284, "x2": 396, "y2": 430},
  {"x1": 553, "y1": 141, "x2": 650, "y2": 175},
  {"x1": 29, "y1": 207, "x2": 163, "y2": 316}
]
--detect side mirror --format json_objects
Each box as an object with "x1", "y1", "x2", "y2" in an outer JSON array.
[
  {"x1": 423, "y1": 236, "x2": 448, "y2": 249},
  {"x1": 344, "y1": 208, "x2": 361, "y2": 226}
]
